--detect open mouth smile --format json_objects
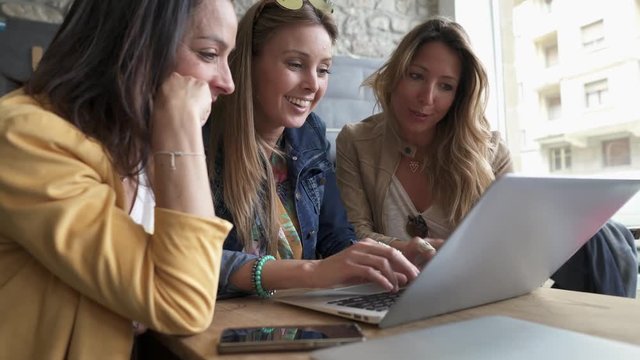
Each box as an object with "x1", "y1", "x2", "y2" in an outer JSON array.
[{"x1": 286, "y1": 96, "x2": 312, "y2": 108}]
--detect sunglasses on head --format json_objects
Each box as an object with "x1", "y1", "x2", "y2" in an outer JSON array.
[{"x1": 268, "y1": 0, "x2": 334, "y2": 14}]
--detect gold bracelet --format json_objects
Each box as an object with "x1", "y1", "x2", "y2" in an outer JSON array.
[{"x1": 153, "y1": 151, "x2": 205, "y2": 170}]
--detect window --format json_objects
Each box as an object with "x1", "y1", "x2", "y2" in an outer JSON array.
[
  {"x1": 540, "y1": 0, "x2": 554, "y2": 13},
  {"x1": 459, "y1": 0, "x2": 640, "y2": 226},
  {"x1": 549, "y1": 146, "x2": 572, "y2": 171},
  {"x1": 544, "y1": 93, "x2": 562, "y2": 120},
  {"x1": 536, "y1": 34, "x2": 558, "y2": 68},
  {"x1": 581, "y1": 20, "x2": 605, "y2": 50},
  {"x1": 584, "y1": 79, "x2": 608, "y2": 108},
  {"x1": 602, "y1": 138, "x2": 631, "y2": 167},
  {"x1": 543, "y1": 43, "x2": 558, "y2": 67}
]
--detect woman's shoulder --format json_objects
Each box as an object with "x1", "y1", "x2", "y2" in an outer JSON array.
[
  {"x1": 0, "y1": 91, "x2": 110, "y2": 171},
  {"x1": 339, "y1": 113, "x2": 386, "y2": 141},
  {"x1": 489, "y1": 130, "x2": 502, "y2": 145},
  {"x1": 488, "y1": 131, "x2": 508, "y2": 152},
  {"x1": 488, "y1": 130, "x2": 514, "y2": 174},
  {"x1": 1, "y1": 91, "x2": 86, "y2": 143}
]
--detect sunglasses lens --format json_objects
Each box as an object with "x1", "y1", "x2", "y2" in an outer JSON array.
[
  {"x1": 406, "y1": 215, "x2": 429, "y2": 238},
  {"x1": 276, "y1": 0, "x2": 304, "y2": 10},
  {"x1": 308, "y1": 0, "x2": 334, "y2": 13}
]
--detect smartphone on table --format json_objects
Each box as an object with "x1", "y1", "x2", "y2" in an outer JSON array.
[{"x1": 217, "y1": 323, "x2": 365, "y2": 354}]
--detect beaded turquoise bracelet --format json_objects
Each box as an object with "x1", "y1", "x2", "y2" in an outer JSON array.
[{"x1": 251, "y1": 255, "x2": 276, "y2": 298}]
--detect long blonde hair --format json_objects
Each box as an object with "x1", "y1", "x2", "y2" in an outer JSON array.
[
  {"x1": 209, "y1": 1, "x2": 338, "y2": 254},
  {"x1": 365, "y1": 16, "x2": 494, "y2": 226}
]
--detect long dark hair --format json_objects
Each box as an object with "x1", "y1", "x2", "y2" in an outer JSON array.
[{"x1": 25, "y1": 0, "x2": 202, "y2": 177}]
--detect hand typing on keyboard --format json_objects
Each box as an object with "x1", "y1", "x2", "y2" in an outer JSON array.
[{"x1": 307, "y1": 239, "x2": 419, "y2": 292}]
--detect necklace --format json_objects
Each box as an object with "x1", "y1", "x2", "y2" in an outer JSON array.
[
  {"x1": 408, "y1": 159, "x2": 421, "y2": 173},
  {"x1": 401, "y1": 145, "x2": 423, "y2": 173}
]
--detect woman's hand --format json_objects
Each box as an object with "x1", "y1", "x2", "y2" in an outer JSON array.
[
  {"x1": 150, "y1": 72, "x2": 215, "y2": 218},
  {"x1": 392, "y1": 237, "x2": 445, "y2": 268},
  {"x1": 309, "y1": 238, "x2": 420, "y2": 292},
  {"x1": 152, "y1": 72, "x2": 212, "y2": 152}
]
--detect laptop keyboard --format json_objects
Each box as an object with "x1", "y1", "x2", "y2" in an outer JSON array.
[{"x1": 327, "y1": 289, "x2": 405, "y2": 312}]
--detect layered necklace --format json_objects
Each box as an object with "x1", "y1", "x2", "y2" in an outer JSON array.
[{"x1": 401, "y1": 145, "x2": 423, "y2": 174}]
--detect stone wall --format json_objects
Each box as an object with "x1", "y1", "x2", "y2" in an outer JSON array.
[
  {"x1": 235, "y1": 0, "x2": 436, "y2": 58},
  {"x1": 0, "y1": 0, "x2": 70, "y2": 23},
  {"x1": 2, "y1": 0, "x2": 436, "y2": 59}
]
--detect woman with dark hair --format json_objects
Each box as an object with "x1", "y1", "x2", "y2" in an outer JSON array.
[
  {"x1": 210, "y1": 0, "x2": 418, "y2": 298},
  {"x1": 0, "y1": 0, "x2": 236, "y2": 358}
]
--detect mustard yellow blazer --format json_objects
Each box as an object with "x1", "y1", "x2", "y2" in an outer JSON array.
[{"x1": 0, "y1": 91, "x2": 231, "y2": 359}]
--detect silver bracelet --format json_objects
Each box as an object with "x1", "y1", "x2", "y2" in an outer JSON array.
[{"x1": 153, "y1": 151, "x2": 205, "y2": 170}]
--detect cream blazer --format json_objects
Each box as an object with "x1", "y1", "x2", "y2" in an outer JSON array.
[
  {"x1": 0, "y1": 91, "x2": 232, "y2": 359},
  {"x1": 335, "y1": 113, "x2": 513, "y2": 244}
]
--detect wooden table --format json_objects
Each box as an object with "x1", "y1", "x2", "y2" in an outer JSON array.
[{"x1": 155, "y1": 288, "x2": 640, "y2": 360}]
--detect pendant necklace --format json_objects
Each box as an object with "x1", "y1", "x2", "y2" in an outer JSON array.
[
  {"x1": 402, "y1": 146, "x2": 423, "y2": 173},
  {"x1": 408, "y1": 159, "x2": 421, "y2": 173}
]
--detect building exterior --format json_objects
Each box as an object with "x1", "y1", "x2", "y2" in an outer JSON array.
[{"x1": 508, "y1": 0, "x2": 640, "y2": 225}]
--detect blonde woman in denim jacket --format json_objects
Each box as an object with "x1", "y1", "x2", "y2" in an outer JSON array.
[{"x1": 208, "y1": 0, "x2": 418, "y2": 299}]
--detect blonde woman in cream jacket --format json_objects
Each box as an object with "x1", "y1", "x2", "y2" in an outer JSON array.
[
  {"x1": 336, "y1": 18, "x2": 512, "y2": 267},
  {"x1": 336, "y1": 18, "x2": 637, "y2": 299}
]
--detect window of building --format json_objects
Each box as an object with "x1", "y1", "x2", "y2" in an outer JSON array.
[
  {"x1": 584, "y1": 79, "x2": 608, "y2": 108},
  {"x1": 540, "y1": 0, "x2": 554, "y2": 13},
  {"x1": 536, "y1": 34, "x2": 558, "y2": 68},
  {"x1": 549, "y1": 146, "x2": 572, "y2": 171},
  {"x1": 544, "y1": 93, "x2": 562, "y2": 120},
  {"x1": 581, "y1": 19, "x2": 605, "y2": 50},
  {"x1": 543, "y1": 43, "x2": 558, "y2": 67},
  {"x1": 455, "y1": 0, "x2": 640, "y2": 226},
  {"x1": 602, "y1": 138, "x2": 631, "y2": 167}
]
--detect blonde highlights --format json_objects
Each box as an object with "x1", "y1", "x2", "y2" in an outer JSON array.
[{"x1": 209, "y1": 1, "x2": 337, "y2": 253}]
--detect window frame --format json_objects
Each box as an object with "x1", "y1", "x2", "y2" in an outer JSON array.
[
  {"x1": 580, "y1": 19, "x2": 605, "y2": 50},
  {"x1": 549, "y1": 146, "x2": 572, "y2": 172},
  {"x1": 584, "y1": 78, "x2": 609, "y2": 109},
  {"x1": 602, "y1": 137, "x2": 631, "y2": 167},
  {"x1": 543, "y1": 92, "x2": 562, "y2": 120}
]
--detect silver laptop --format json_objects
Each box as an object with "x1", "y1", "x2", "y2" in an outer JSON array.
[
  {"x1": 311, "y1": 315, "x2": 640, "y2": 360},
  {"x1": 274, "y1": 175, "x2": 640, "y2": 328}
]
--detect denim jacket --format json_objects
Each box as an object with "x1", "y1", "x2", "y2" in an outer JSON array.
[{"x1": 210, "y1": 112, "x2": 356, "y2": 296}]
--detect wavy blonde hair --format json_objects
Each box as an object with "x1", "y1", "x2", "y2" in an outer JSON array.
[
  {"x1": 365, "y1": 16, "x2": 495, "y2": 226},
  {"x1": 209, "y1": 1, "x2": 337, "y2": 254}
]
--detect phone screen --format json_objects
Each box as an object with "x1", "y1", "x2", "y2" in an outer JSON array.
[{"x1": 217, "y1": 323, "x2": 365, "y2": 353}]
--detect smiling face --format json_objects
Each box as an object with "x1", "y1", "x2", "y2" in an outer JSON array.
[
  {"x1": 391, "y1": 41, "x2": 461, "y2": 146},
  {"x1": 252, "y1": 23, "x2": 332, "y2": 141},
  {"x1": 174, "y1": 0, "x2": 237, "y2": 105}
]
